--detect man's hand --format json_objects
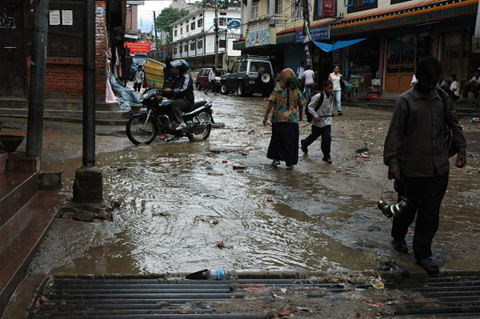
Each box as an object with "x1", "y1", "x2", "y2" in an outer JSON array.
[
  {"x1": 164, "y1": 88, "x2": 172, "y2": 93},
  {"x1": 455, "y1": 153, "x2": 466, "y2": 168},
  {"x1": 315, "y1": 116, "x2": 321, "y2": 121},
  {"x1": 388, "y1": 165, "x2": 400, "y2": 180}
]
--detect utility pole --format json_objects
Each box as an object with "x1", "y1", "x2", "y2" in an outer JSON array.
[
  {"x1": 153, "y1": 11, "x2": 159, "y2": 60},
  {"x1": 301, "y1": 0, "x2": 312, "y2": 67},
  {"x1": 26, "y1": 0, "x2": 49, "y2": 158},
  {"x1": 214, "y1": 0, "x2": 219, "y2": 68}
]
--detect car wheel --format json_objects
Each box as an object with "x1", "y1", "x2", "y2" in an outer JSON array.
[
  {"x1": 237, "y1": 83, "x2": 246, "y2": 97},
  {"x1": 195, "y1": 82, "x2": 201, "y2": 90},
  {"x1": 220, "y1": 83, "x2": 228, "y2": 95}
]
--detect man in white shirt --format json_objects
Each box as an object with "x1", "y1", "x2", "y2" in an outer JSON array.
[
  {"x1": 459, "y1": 68, "x2": 480, "y2": 102},
  {"x1": 205, "y1": 67, "x2": 217, "y2": 95},
  {"x1": 301, "y1": 65, "x2": 315, "y2": 121},
  {"x1": 296, "y1": 61, "x2": 305, "y2": 81}
]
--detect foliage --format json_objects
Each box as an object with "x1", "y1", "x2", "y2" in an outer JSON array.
[{"x1": 156, "y1": 8, "x2": 190, "y2": 43}]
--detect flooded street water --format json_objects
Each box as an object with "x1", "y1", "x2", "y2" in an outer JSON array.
[{"x1": 28, "y1": 91, "x2": 480, "y2": 279}]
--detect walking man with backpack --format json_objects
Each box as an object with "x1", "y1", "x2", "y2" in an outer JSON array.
[{"x1": 301, "y1": 80, "x2": 334, "y2": 163}]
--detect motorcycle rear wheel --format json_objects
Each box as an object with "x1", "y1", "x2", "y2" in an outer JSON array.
[
  {"x1": 197, "y1": 111, "x2": 212, "y2": 140},
  {"x1": 126, "y1": 115, "x2": 158, "y2": 145}
]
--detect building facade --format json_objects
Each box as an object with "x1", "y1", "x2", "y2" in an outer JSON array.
[
  {"x1": 234, "y1": 0, "x2": 479, "y2": 94},
  {"x1": 170, "y1": 4, "x2": 243, "y2": 70}
]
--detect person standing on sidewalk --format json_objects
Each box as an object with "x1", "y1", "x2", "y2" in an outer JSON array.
[
  {"x1": 328, "y1": 66, "x2": 343, "y2": 115},
  {"x1": 205, "y1": 67, "x2": 217, "y2": 95},
  {"x1": 263, "y1": 68, "x2": 306, "y2": 170},
  {"x1": 301, "y1": 65, "x2": 315, "y2": 121},
  {"x1": 383, "y1": 56, "x2": 467, "y2": 274},
  {"x1": 301, "y1": 80, "x2": 334, "y2": 163},
  {"x1": 133, "y1": 65, "x2": 144, "y2": 92}
]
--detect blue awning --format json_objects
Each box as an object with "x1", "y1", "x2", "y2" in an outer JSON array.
[{"x1": 312, "y1": 38, "x2": 367, "y2": 52}]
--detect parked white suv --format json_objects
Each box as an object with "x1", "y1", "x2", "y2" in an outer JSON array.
[{"x1": 219, "y1": 56, "x2": 275, "y2": 97}]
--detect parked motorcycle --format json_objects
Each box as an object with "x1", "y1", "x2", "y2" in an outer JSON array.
[{"x1": 126, "y1": 88, "x2": 214, "y2": 145}]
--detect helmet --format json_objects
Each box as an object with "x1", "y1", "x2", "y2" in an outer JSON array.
[{"x1": 170, "y1": 59, "x2": 189, "y2": 73}]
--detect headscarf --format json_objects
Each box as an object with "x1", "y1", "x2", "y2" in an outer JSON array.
[{"x1": 275, "y1": 68, "x2": 302, "y2": 107}]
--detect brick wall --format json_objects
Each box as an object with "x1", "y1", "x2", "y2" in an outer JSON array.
[{"x1": 26, "y1": 1, "x2": 109, "y2": 102}]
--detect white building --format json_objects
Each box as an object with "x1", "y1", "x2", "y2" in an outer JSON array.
[{"x1": 170, "y1": 4, "x2": 242, "y2": 70}]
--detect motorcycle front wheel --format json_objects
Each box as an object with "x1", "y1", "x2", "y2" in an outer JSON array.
[
  {"x1": 126, "y1": 115, "x2": 158, "y2": 145},
  {"x1": 197, "y1": 111, "x2": 212, "y2": 140}
]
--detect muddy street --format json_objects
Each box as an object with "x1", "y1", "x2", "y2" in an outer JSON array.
[{"x1": 14, "y1": 91, "x2": 476, "y2": 279}]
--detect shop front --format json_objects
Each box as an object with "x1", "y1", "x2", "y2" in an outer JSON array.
[{"x1": 384, "y1": 31, "x2": 435, "y2": 93}]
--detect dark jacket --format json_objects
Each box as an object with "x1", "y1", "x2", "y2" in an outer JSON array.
[
  {"x1": 163, "y1": 67, "x2": 176, "y2": 90},
  {"x1": 173, "y1": 72, "x2": 194, "y2": 105}
]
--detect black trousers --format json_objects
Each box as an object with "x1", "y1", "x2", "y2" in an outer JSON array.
[
  {"x1": 303, "y1": 125, "x2": 331, "y2": 160},
  {"x1": 392, "y1": 172, "x2": 449, "y2": 260},
  {"x1": 133, "y1": 82, "x2": 142, "y2": 92},
  {"x1": 462, "y1": 82, "x2": 480, "y2": 98}
]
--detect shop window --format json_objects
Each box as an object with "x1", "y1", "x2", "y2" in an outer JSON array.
[
  {"x1": 191, "y1": 22, "x2": 195, "y2": 30},
  {"x1": 184, "y1": 44, "x2": 188, "y2": 52},
  {"x1": 198, "y1": 19, "x2": 203, "y2": 27},
  {"x1": 186, "y1": 25, "x2": 189, "y2": 32},
  {"x1": 197, "y1": 39, "x2": 203, "y2": 49},
  {"x1": 275, "y1": 0, "x2": 282, "y2": 14},
  {"x1": 386, "y1": 35, "x2": 418, "y2": 74},
  {"x1": 347, "y1": 0, "x2": 377, "y2": 13},
  {"x1": 174, "y1": 30, "x2": 177, "y2": 37},
  {"x1": 292, "y1": 1, "x2": 302, "y2": 21},
  {"x1": 219, "y1": 39, "x2": 226, "y2": 48},
  {"x1": 219, "y1": 18, "x2": 226, "y2": 26}
]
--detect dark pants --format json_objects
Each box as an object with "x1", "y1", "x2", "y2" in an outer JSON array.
[
  {"x1": 303, "y1": 125, "x2": 331, "y2": 160},
  {"x1": 462, "y1": 82, "x2": 480, "y2": 99},
  {"x1": 392, "y1": 172, "x2": 449, "y2": 260},
  {"x1": 206, "y1": 81, "x2": 216, "y2": 93},
  {"x1": 170, "y1": 99, "x2": 192, "y2": 124},
  {"x1": 134, "y1": 82, "x2": 142, "y2": 92}
]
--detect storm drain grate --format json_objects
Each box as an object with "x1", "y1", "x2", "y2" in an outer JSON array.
[
  {"x1": 388, "y1": 275, "x2": 480, "y2": 317},
  {"x1": 28, "y1": 277, "x2": 355, "y2": 318}
]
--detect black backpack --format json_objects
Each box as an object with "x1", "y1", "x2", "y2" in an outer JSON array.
[{"x1": 306, "y1": 91, "x2": 325, "y2": 123}]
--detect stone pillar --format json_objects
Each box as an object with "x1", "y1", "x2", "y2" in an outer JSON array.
[{"x1": 72, "y1": 166, "x2": 103, "y2": 203}]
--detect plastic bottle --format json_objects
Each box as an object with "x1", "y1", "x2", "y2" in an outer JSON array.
[{"x1": 206, "y1": 269, "x2": 239, "y2": 280}]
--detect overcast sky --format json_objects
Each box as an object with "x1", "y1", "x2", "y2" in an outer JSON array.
[{"x1": 137, "y1": 1, "x2": 172, "y2": 33}]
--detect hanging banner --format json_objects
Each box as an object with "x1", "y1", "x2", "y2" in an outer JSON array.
[
  {"x1": 124, "y1": 42, "x2": 151, "y2": 54},
  {"x1": 322, "y1": 0, "x2": 335, "y2": 17}
]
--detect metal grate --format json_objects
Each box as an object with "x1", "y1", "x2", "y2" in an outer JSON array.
[
  {"x1": 29, "y1": 277, "x2": 353, "y2": 318},
  {"x1": 387, "y1": 276, "x2": 480, "y2": 317}
]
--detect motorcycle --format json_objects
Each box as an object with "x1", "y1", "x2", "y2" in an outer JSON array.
[{"x1": 126, "y1": 87, "x2": 214, "y2": 145}]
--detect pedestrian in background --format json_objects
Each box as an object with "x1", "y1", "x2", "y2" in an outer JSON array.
[
  {"x1": 458, "y1": 68, "x2": 480, "y2": 102},
  {"x1": 133, "y1": 65, "x2": 144, "y2": 92},
  {"x1": 301, "y1": 80, "x2": 334, "y2": 163},
  {"x1": 296, "y1": 61, "x2": 305, "y2": 84},
  {"x1": 328, "y1": 66, "x2": 343, "y2": 116},
  {"x1": 263, "y1": 68, "x2": 306, "y2": 170},
  {"x1": 383, "y1": 56, "x2": 467, "y2": 274},
  {"x1": 205, "y1": 67, "x2": 217, "y2": 95},
  {"x1": 301, "y1": 65, "x2": 315, "y2": 119}
]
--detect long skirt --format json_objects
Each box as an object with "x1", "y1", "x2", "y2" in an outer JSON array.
[{"x1": 267, "y1": 122, "x2": 299, "y2": 166}]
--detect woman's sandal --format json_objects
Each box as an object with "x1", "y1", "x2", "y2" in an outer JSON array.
[{"x1": 323, "y1": 158, "x2": 332, "y2": 164}]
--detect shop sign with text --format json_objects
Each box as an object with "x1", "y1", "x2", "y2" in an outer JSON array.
[{"x1": 295, "y1": 25, "x2": 330, "y2": 43}]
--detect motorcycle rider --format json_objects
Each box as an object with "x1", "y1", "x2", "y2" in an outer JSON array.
[
  {"x1": 162, "y1": 57, "x2": 176, "y2": 93},
  {"x1": 163, "y1": 59, "x2": 194, "y2": 130}
]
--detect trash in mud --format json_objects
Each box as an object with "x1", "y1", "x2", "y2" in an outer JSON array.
[
  {"x1": 222, "y1": 160, "x2": 228, "y2": 163},
  {"x1": 232, "y1": 163, "x2": 246, "y2": 170},
  {"x1": 217, "y1": 241, "x2": 224, "y2": 248},
  {"x1": 110, "y1": 166, "x2": 127, "y2": 171},
  {"x1": 370, "y1": 276, "x2": 385, "y2": 289},
  {"x1": 279, "y1": 310, "x2": 292, "y2": 317},
  {"x1": 209, "y1": 220, "x2": 219, "y2": 225},
  {"x1": 267, "y1": 198, "x2": 273, "y2": 202},
  {"x1": 377, "y1": 261, "x2": 410, "y2": 278},
  {"x1": 242, "y1": 149, "x2": 250, "y2": 156}
]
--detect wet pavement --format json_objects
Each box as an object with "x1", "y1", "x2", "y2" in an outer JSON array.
[{"x1": 1, "y1": 91, "x2": 480, "y2": 318}]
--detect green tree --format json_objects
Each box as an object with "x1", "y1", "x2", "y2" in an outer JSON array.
[{"x1": 156, "y1": 8, "x2": 190, "y2": 44}]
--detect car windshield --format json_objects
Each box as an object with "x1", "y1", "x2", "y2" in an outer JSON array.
[
  {"x1": 132, "y1": 56, "x2": 148, "y2": 65},
  {"x1": 215, "y1": 70, "x2": 225, "y2": 76}
]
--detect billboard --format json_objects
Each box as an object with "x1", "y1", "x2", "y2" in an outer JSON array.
[{"x1": 125, "y1": 42, "x2": 151, "y2": 54}]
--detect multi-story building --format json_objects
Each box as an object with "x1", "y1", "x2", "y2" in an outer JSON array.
[
  {"x1": 235, "y1": 0, "x2": 479, "y2": 94},
  {"x1": 169, "y1": 2, "x2": 243, "y2": 70}
]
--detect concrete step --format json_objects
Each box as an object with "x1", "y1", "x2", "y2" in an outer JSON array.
[
  {"x1": 0, "y1": 99, "x2": 130, "y2": 125},
  {"x1": 0, "y1": 108, "x2": 130, "y2": 125},
  {"x1": 0, "y1": 190, "x2": 66, "y2": 318}
]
